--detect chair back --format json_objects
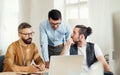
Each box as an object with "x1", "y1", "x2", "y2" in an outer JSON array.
[{"x1": 0, "y1": 55, "x2": 4, "y2": 72}]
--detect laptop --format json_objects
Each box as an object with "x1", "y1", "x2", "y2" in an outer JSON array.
[{"x1": 49, "y1": 55, "x2": 84, "y2": 75}]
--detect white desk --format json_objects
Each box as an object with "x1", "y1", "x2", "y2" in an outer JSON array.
[{"x1": 0, "y1": 69, "x2": 49, "y2": 75}]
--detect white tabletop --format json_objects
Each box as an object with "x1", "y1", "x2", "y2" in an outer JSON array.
[{"x1": 0, "y1": 69, "x2": 49, "y2": 75}]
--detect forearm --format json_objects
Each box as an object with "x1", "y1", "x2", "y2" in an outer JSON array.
[
  {"x1": 41, "y1": 44, "x2": 49, "y2": 62},
  {"x1": 13, "y1": 65, "x2": 28, "y2": 72},
  {"x1": 33, "y1": 54, "x2": 45, "y2": 70},
  {"x1": 60, "y1": 44, "x2": 69, "y2": 55},
  {"x1": 34, "y1": 56, "x2": 44, "y2": 65},
  {"x1": 14, "y1": 65, "x2": 39, "y2": 72},
  {"x1": 60, "y1": 38, "x2": 73, "y2": 55},
  {"x1": 97, "y1": 56, "x2": 111, "y2": 72},
  {"x1": 102, "y1": 60, "x2": 111, "y2": 72}
]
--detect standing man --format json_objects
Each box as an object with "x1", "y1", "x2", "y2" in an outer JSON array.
[
  {"x1": 39, "y1": 9, "x2": 72, "y2": 68},
  {"x1": 3, "y1": 22, "x2": 45, "y2": 72}
]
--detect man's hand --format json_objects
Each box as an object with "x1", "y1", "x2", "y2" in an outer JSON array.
[
  {"x1": 27, "y1": 65, "x2": 39, "y2": 73},
  {"x1": 45, "y1": 61, "x2": 50, "y2": 68},
  {"x1": 67, "y1": 38, "x2": 74, "y2": 45},
  {"x1": 33, "y1": 64, "x2": 45, "y2": 71},
  {"x1": 60, "y1": 38, "x2": 74, "y2": 55}
]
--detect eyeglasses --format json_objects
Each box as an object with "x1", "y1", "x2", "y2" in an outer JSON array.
[
  {"x1": 19, "y1": 32, "x2": 34, "y2": 36},
  {"x1": 50, "y1": 22, "x2": 61, "y2": 26},
  {"x1": 49, "y1": 19, "x2": 61, "y2": 26}
]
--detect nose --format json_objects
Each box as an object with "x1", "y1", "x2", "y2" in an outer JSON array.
[
  {"x1": 52, "y1": 25, "x2": 59, "y2": 30},
  {"x1": 71, "y1": 33, "x2": 73, "y2": 38}
]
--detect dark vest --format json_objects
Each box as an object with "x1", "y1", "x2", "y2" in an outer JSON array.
[{"x1": 70, "y1": 42, "x2": 97, "y2": 67}]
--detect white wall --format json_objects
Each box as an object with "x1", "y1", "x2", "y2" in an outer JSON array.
[
  {"x1": 89, "y1": 0, "x2": 120, "y2": 74},
  {"x1": 54, "y1": 0, "x2": 65, "y2": 19},
  {"x1": 113, "y1": 12, "x2": 120, "y2": 75},
  {"x1": 110, "y1": 0, "x2": 120, "y2": 75},
  {"x1": 0, "y1": 0, "x2": 4, "y2": 54},
  {"x1": 30, "y1": 0, "x2": 54, "y2": 50},
  {"x1": 19, "y1": 0, "x2": 31, "y2": 23},
  {"x1": 0, "y1": 0, "x2": 19, "y2": 54},
  {"x1": 88, "y1": 0, "x2": 114, "y2": 54}
]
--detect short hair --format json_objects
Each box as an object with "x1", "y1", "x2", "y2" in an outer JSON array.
[
  {"x1": 18, "y1": 22, "x2": 31, "y2": 32},
  {"x1": 48, "y1": 9, "x2": 61, "y2": 20},
  {"x1": 75, "y1": 25, "x2": 92, "y2": 39}
]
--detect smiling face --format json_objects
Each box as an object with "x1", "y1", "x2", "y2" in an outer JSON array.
[{"x1": 49, "y1": 18, "x2": 61, "y2": 30}]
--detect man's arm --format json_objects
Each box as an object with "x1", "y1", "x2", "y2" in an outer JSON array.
[
  {"x1": 60, "y1": 38, "x2": 73, "y2": 55},
  {"x1": 39, "y1": 24, "x2": 49, "y2": 68},
  {"x1": 33, "y1": 45, "x2": 45, "y2": 71},
  {"x1": 94, "y1": 44, "x2": 111, "y2": 72},
  {"x1": 60, "y1": 22, "x2": 72, "y2": 55},
  {"x1": 13, "y1": 65, "x2": 39, "y2": 72},
  {"x1": 39, "y1": 24, "x2": 49, "y2": 61},
  {"x1": 97, "y1": 56, "x2": 111, "y2": 72}
]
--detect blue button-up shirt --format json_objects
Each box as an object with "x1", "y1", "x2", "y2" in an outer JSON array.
[{"x1": 40, "y1": 20, "x2": 72, "y2": 61}]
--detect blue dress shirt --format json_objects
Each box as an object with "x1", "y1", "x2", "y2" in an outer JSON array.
[{"x1": 39, "y1": 20, "x2": 72, "y2": 62}]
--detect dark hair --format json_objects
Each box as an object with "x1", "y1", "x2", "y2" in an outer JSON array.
[
  {"x1": 18, "y1": 22, "x2": 31, "y2": 32},
  {"x1": 75, "y1": 25, "x2": 92, "y2": 39},
  {"x1": 48, "y1": 9, "x2": 61, "y2": 20}
]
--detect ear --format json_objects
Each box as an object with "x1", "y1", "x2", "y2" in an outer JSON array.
[
  {"x1": 18, "y1": 33, "x2": 21, "y2": 38},
  {"x1": 79, "y1": 34, "x2": 85, "y2": 39}
]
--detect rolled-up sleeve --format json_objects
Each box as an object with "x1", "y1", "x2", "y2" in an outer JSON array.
[
  {"x1": 94, "y1": 44, "x2": 104, "y2": 58},
  {"x1": 39, "y1": 23, "x2": 49, "y2": 62}
]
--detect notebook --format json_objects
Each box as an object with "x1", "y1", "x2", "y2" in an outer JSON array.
[{"x1": 49, "y1": 55, "x2": 84, "y2": 75}]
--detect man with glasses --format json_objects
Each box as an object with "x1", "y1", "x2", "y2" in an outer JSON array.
[
  {"x1": 3, "y1": 22, "x2": 45, "y2": 72},
  {"x1": 39, "y1": 9, "x2": 72, "y2": 68}
]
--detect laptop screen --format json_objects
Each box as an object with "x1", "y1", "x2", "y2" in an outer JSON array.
[{"x1": 49, "y1": 55, "x2": 84, "y2": 75}]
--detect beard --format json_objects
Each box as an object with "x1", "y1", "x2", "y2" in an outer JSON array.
[
  {"x1": 72, "y1": 37, "x2": 81, "y2": 44},
  {"x1": 73, "y1": 40, "x2": 80, "y2": 44},
  {"x1": 22, "y1": 38, "x2": 32, "y2": 44}
]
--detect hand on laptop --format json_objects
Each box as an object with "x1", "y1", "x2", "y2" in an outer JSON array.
[{"x1": 45, "y1": 61, "x2": 50, "y2": 68}]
